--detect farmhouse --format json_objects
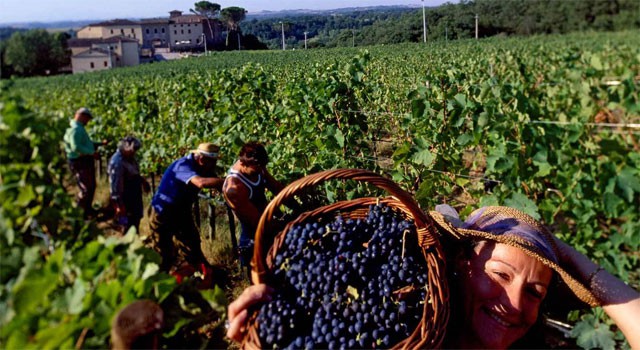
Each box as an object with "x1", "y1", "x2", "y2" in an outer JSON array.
[
  {"x1": 77, "y1": 19, "x2": 143, "y2": 45},
  {"x1": 68, "y1": 36, "x2": 139, "y2": 73},
  {"x1": 69, "y1": 48, "x2": 114, "y2": 74},
  {"x1": 140, "y1": 18, "x2": 171, "y2": 51},
  {"x1": 69, "y1": 10, "x2": 223, "y2": 73},
  {"x1": 166, "y1": 10, "x2": 222, "y2": 52}
]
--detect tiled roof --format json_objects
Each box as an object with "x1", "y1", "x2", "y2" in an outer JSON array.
[
  {"x1": 89, "y1": 19, "x2": 140, "y2": 27},
  {"x1": 140, "y1": 18, "x2": 171, "y2": 24},
  {"x1": 171, "y1": 15, "x2": 205, "y2": 24},
  {"x1": 68, "y1": 36, "x2": 138, "y2": 48},
  {"x1": 72, "y1": 48, "x2": 111, "y2": 58}
]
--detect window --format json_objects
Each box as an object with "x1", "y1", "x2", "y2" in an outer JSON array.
[
  {"x1": 181, "y1": 24, "x2": 183, "y2": 27},
  {"x1": 188, "y1": 24, "x2": 190, "y2": 27},
  {"x1": 181, "y1": 30, "x2": 184, "y2": 34},
  {"x1": 90, "y1": 62, "x2": 95, "y2": 68},
  {"x1": 174, "y1": 30, "x2": 177, "y2": 35},
  {"x1": 154, "y1": 28, "x2": 158, "y2": 34},
  {"x1": 188, "y1": 29, "x2": 191, "y2": 34},
  {"x1": 146, "y1": 29, "x2": 150, "y2": 34},
  {"x1": 104, "y1": 61, "x2": 108, "y2": 67},
  {"x1": 162, "y1": 28, "x2": 165, "y2": 33},
  {"x1": 131, "y1": 28, "x2": 134, "y2": 33},
  {"x1": 110, "y1": 29, "x2": 114, "y2": 34},
  {"x1": 120, "y1": 29, "x2": 124, "y2": 34}
]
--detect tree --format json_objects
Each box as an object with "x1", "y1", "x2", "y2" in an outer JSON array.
[
  {"x1": 221, "y1": 6, "x2": 247, "y2": 49},
  {"x1": 241, "y1": 34, "x2": 268, "y2": 50},
  {"x1": 191, "y1": 1, "x2": 221, "y2": 41},
  {"x1": 3, "y1": 29, "x2": 68, "y2": 77}
]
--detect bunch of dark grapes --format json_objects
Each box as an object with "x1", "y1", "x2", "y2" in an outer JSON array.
[{"x1": 256, "y1": 203, "x2": 429, "y2": 349}]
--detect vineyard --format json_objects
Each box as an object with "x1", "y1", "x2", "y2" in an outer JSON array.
[{"x1": 2, "y1": 30, "x2": 640, "y2": 348}]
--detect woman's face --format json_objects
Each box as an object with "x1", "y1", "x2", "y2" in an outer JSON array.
[{"x1": 457, "y1": 241, "x2": 553, "y2": 349}]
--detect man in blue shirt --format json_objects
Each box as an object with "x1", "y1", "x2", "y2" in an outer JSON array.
[
  {"x1": 148, "y1": 143, "x2": 224, "y2": 271},
  {"x1": 63, "y1": 107, "x2": 106, "y2": 217}
]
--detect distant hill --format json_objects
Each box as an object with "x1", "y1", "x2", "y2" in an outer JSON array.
[
  {"x1": 246, "y1": 5, "x2": 420, "y2": 19},
  {"x1": 0, "y1": 5, "x2": 420, "y2": 29},
  {"x1": 1, "y1": 19, "x2": 127, "y2": 30},
  {"x1": 0, "y1": 27, "x2": 27, "y2": 41}
]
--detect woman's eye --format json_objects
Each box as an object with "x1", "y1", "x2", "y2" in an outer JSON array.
[
  {"x1": 492, "y1": 271, "x2": 510, "y2": 281},
  {"x1": 527, "y1": 288, "x2": 544, "y2": 299}
]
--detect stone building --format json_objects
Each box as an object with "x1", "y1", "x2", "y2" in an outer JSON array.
[{"x1": 68, "y1": 36, "x2": 139, "y2": 73}]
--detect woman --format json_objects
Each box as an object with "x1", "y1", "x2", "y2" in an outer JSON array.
[
  {"x1": 108, "y1": 136, "x2": 150, "y2": 234},
  {"x1": 226, "y1": 205, "x2": 640, "y2": 349}
]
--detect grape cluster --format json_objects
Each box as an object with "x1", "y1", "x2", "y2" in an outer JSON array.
[{"x1": 255, "y1": 203, "x2": 430, "y2": 349}]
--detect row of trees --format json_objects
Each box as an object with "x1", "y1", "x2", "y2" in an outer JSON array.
[
  {"x1": 0, "y1": 30, "x2": 69, "y2": 78},
  {"x1": 241, "y1": 0, "x2": 640, "y2": 49},
  {"x1": 191, "y1": 1, "x2": 248, "y2": 50}
]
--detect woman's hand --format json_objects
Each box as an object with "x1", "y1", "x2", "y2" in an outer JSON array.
[
  {"x1": 553, "y1": 236, "x2": 640, "y2": 349},
  {"x1": 226, "y1": 284, "x2": 274, "y2": 342}
]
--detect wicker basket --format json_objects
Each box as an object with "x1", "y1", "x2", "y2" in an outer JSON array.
[{"x1": 244, "y1": 169, "x2": 449, "y2": 349}]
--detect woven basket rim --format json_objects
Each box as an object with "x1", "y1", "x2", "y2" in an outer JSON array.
[{"x1": 244, "y1": 169, "x2": 449, "y2": 349}]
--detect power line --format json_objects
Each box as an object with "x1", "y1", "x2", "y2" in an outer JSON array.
[
  {"x1": 530, "y1": 120, "x2": 640, "y2": 129},
  {"x1": 335, "y1": 109, "x2": 640, "y2": 133}
]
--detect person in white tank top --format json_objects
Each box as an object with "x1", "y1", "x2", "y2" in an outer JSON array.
[{"x1": 223, "y1": 142, "x2": 285, "y2": 266}]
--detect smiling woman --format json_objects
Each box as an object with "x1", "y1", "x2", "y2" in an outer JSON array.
[
  {"x1": 432, "y1": 205, "x2": 640, "y2": 349},
  {"x1": 452, "y1": 241, "x2": 553, "y2": 349},
  {"x1": 226, "y1": 204, "x2": 640, "y2": 349}
]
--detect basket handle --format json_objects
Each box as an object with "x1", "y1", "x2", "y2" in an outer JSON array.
[{"x1": 251, "y1": 168, "x2": 436, "y2": 284}]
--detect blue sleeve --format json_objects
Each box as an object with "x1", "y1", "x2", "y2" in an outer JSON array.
[
  {"x1": 173, "y1": 158, "x2": 198, "y2": 184},
  {"x1": 108, "y1": 155, "x2": 124, "y2": 202}
]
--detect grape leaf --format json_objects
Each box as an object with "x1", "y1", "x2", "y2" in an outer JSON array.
[{"x1": 571, "y1": 317, "x2": 615, "y2": 350}]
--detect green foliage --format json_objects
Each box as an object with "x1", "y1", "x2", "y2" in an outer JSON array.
[
  {"x1": 221, "y1": 6, "x2": 247, "y2": 30},
  {"x1": 221, "y1": 6, "x2": 247, "y2": 49},
  {"x1": 0, "y1": 93, "x2": 227, "y2": 349},
  {"x1": 2, "y1": 29, "x2": 69, "y2": 77},
  {"x1": 0, "y1": 89, "x2": 76, "y2": 244},
  {"x1": 4, "y1": 31, "x2": 640, "y2": 348},
  {"x1": 240, "y1": 0, "x2": 639, "y2": 49},
  {"x1": 571, "y1": 309, "x2": 617, "y2": 350},
  {"x1": 192, "y1": 1, "x2": 221, "y2": 18}
]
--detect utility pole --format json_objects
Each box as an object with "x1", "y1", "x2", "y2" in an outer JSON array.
[
  {"x1": 304, "y1": 31, "x2": 308, "y2": 49},
  {"x1": 352, "y1": 29, "x2": 355, "y2": 47},
  {"x1": 445, "y1": 26, "x2": 448, "y2": 42},
  {"x1": 475, "y1": 14, "x2": 479, "y2": 39},
  {"x1": 237, "y1": 32, "x2": 241, "y2": 50},
  {"x1": 280, "y1": 21, "x2": 285, "y2": 50},
  {"x1": 422, "y1": 0, "x2": 427, "y2": 43},
  {"x1": 202, "y1": 33, "x2": 207, "y2": 54}
]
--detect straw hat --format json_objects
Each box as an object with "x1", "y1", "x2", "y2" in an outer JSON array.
[
  {"x1": 430, "y1": 205, "x2": 600, "y2": 307},
  {"x1": 191, "y1": 143, "x2": 220, "y2": 159}
]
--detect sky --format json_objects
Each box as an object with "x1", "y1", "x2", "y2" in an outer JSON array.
[{"x1": 0, "y1": 0, "x2": 450, "y2": 25}]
